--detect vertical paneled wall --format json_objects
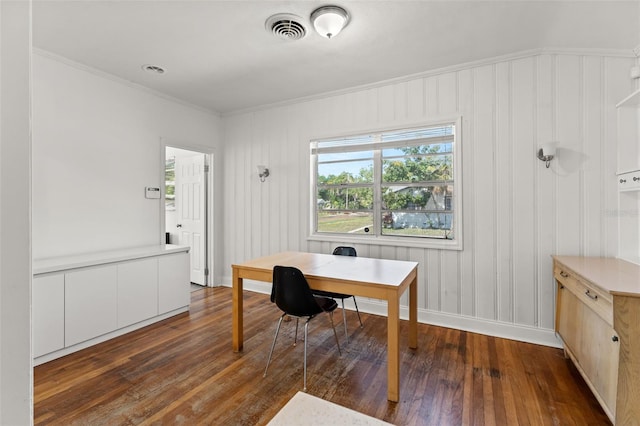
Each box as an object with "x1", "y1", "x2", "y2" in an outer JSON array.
[{"x1": 222, "y1": 52, "x2": 634, "y2": 345}]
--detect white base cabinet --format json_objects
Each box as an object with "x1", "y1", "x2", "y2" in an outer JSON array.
[
  {"x1": 117, "y1": 257, "x2": 159, "y2": 328},
  {"x1": 33, "y1": 245, "x2": 190, "y2": 365},
  {"x1": 159, "y1": 252, "x2": 190, "y2": 313},
  {"x1": 33, "y1": 274, "x2": 65, "y2": 358},
  {"x1": 65, "y1": 265, "x2": 118, "y2": 347}
]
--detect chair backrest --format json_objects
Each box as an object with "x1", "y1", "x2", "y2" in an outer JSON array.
[
  {"x1": 271, "y1": 266, "x2": 323, "y2": 317},
  {"x1": 332, "y1": 246, "x2": 357, "y2": 257}
]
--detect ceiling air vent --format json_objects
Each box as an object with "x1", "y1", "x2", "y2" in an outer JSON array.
[{"x1": 265, "y1": 13, "x2": 307, "y2": 41}]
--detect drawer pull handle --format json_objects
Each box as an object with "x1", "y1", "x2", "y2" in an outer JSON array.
[
  {"x1": 634, "y1": 177, "x2": 640, "y2": 182},
  {"x1": 620, "y1": 179, "x2": 627, "y2": 184},
  {"x1": 585, "y1": 290, "x2": 598, "y2": 301},
  {"x1": 560, "y1": 271, "x2": 569, "y2": 278},
  {"x1": 612, "y1": 335, "x2": 619, "y2": 342}
]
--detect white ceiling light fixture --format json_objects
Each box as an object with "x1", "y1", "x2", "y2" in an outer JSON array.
[{"x1": 310, "y1": 5, "x2": 350, "y2": 39}]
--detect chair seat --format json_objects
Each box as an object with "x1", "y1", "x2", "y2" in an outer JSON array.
[
  {"x1": 313, "y1": 295, "x2": 338, "y2": 312},
  {"x1": 312, "y1": 290, "x2": 352, "y2": 300}
]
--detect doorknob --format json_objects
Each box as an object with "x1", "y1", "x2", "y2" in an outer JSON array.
[{"x1": 176, "y1": 224, "x2": 182, "y2": 228}]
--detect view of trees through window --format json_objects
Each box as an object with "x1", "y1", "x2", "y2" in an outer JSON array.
[
  {"x1": 165, "y1": 156, "x2": 176, "y2": 211},
  {"x1": 313, "y1": 124, "x2": 456, "y2": 239}
]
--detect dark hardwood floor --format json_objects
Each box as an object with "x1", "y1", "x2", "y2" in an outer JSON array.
[{"x1": 34, "y1": 287, "x2": 610, "y2": 425}]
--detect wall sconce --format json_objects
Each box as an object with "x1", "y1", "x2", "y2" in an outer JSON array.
[
  {"x1": 257, "y1": 165, "x2": 270, "y2": 182},
  {"x1": 537, "y1": 143, "x2": 557, "y2": 168},
  {"x1": 310, "y1": 5, "x2": 350, "y2": 39}
]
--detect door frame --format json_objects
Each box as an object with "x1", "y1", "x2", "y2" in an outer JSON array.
[{"x1": 160, "y1": 138, "x2": 215, "y2": 287}]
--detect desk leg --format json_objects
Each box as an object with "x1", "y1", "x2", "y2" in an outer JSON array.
[
  {"x1": 232, "y1": 267, "x2": 243, "y2": 352},
  {"x1": 387, "y1": 291, "x2": 400, "y2": 402},
  {"x1": 409, "y1": 274, "x2": 418, "y2": 349}
]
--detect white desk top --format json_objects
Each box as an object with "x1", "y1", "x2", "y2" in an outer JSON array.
[
  {"x1": 233, "y1": 251, "x2": 418, "y2": 288},
  {"x1": 34, "y1": 244, "x2": 189, "y2": 275}
]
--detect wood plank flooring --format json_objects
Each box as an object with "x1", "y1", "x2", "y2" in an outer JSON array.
[{"x1": 34, "y1": 287, "x2": 611, "y2": 425}]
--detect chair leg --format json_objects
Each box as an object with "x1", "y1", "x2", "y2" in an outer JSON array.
[
  {"x1": 294, "y1": 318, "x2": 299, "y2": 346},
  {"x1": 264, "y1": 314, "x2": 286, "y2": 378},
  {"x1": 341, "y1": 299, "x2": 348, "y2": 344},
  {"x1": 328, "y1": 311, "x2": 342, "y2": 356},
  {"x1": 352, "y1": 296, "x2": 363, "y2": 327},
  {"x1": 303, "y1": 318, "x2": 309, "y2": 392}
]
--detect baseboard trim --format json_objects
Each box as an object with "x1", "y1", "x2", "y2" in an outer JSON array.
[{"x1": 220, "y1": 279, "x2": 562, "y2": 349}]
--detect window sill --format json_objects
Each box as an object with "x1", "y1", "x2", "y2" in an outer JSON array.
[{"x1": 307, "y1": 233, "x2": 463, "y2": 250}]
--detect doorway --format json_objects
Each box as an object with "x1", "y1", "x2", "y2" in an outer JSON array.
[{"x1": 164, "y1": 146, "x2": 212, "y2": 287}]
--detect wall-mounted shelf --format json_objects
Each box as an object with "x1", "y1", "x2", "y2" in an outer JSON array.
[
  {"x1": 616, "y1": 89, "x2": 640, "y2": 174},
  {"x1": 616, "y1": 89, "x2": 640, "y2": 264}
]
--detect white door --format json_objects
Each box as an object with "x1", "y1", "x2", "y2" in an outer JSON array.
[{"x1": 175, "y1": 154, "x2": 207, "y2": 285}]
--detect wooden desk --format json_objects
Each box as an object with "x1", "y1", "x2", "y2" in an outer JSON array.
[{"x1": 231, "y1": 251, "x2": 419, "y2": 402}]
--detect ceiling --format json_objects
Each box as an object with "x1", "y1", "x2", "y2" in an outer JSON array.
[{"x1": 32, "y1": 1, "x2": 639, "y2": 115}]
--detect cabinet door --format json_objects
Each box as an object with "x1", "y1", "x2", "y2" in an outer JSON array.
[
  {"x1": 580, "y1": 305, "x2": 620, "y2": 417},
  {"x1": 33, "y1": 274, "x2": 65, "y2": 358},
  {"x1": 65, "y1": 265, "x2": 117, "y2": 347},
  {"x1": 117, "y1": 258, "x2": 158, "y2": 328},
  {"x1": 158, "y1": 252, "x2": 190, "y2": 314},
  {"x1": 556, "y1": 282, "x2": 583, "y2": 357}
]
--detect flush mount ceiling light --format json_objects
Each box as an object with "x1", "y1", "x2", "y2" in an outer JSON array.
[
  {"x1": 142, "y1": 64, "x2": 165, "y2": 74},
  {"x1": 310, "y1": 5, "x2": 350, "y2": 39}
]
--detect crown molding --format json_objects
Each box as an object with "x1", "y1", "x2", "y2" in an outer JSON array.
[
  {"x1": 224, "y1": 46, "x2": 637, "y2": 117},
  {"x1": 31, "y1": 46, "x2": 634, "y2": 120}
]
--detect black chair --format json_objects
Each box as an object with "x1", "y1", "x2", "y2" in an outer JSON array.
[
  {"x1": 263, "y1": 265, "x2": 342, "y2": 392},
  {"x1": 311, "y1": 246, "x2": 363, "y2": 343}
]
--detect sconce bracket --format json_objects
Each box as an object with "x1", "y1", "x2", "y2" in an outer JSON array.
[{"x1": 537, "y1": 148, "x2": 554, "y2": 168}]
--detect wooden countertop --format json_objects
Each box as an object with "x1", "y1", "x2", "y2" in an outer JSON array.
[{"x1": 553, "y1": 256, "x2": 640, "y2": 298}]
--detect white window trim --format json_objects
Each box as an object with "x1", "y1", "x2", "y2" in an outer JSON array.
[{"x1": 309, "y1": 116, "x2": 463, "y2": 250}]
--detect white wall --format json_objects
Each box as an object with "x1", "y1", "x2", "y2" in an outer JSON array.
[
  {"x1": 222, "y1": 51, "x2": 635, "y2": 346},
  {"x1": 0, "y1": 1, "x2": 32, "y2": 423},
  {"x1": 32, "y1": 53, "x2": 223, "y2": 267}
]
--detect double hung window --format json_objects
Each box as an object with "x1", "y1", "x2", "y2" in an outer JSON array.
[{"x1": 311, "y1": 119, "x2": 461, "y2": 249}]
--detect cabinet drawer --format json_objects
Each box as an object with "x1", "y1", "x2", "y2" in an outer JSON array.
[{"x1": 554, "y1": 265, "x2": 613, "y2": 326}]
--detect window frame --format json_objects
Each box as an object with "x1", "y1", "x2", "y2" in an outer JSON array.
[{"x1": 309, "y1": 116, "x2": 463, "y2": 250}]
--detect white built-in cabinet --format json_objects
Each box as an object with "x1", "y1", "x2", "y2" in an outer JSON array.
[
  {"x1": 65, "y1": 264, "x2": 118, "y2": 347},
  {"x1": 33, "y1": 245, "x2": 190, "y2": 364},
  {"x1": 616, "y1": 89, "x2": 640, "y2": 265},
  {"x1": 117, "y1": 258, "x2": 159, "y2": 328},
  {"x1": 32, "y1": 274, "x2": 65, "y2": 358},
  {"x1": 159, "y1": 252, "x2": 190, "y2": 313}
]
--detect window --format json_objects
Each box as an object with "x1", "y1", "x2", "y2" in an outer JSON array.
[{"x1": 311, "y1": 119, "x2": 462, "y2": 249}]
